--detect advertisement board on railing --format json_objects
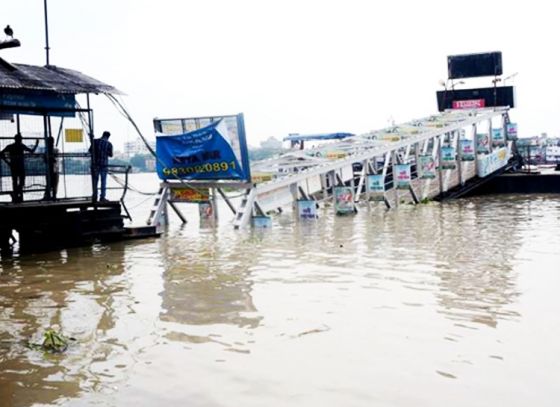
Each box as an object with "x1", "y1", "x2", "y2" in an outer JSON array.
[
  {"x1": 477, "y1": 147, "x2": 510, "y2": 177},
  {"x1": 367, "y1": 174, "x2": 385, "y2": 201},
  {"x1": 506, "y1": 123, "x2": 518, "y2": 140},
  {"x1": 418, "y1": 155, "x2": 436, "y2": 179},
  {"x1": 441, "y1": 146, "x2": 457, "y2": 170},
  {"x1": 460, "y1": 139, "x2": 475, "y2": 161},
  {"x1": 476, "y1": 133, "x2": 490, "y2": 154},
  {"x1": 492, "y1": 128, "x2": 504, "y2": 147},
  {"x1": 394, "y1": 164, "x2": 411, "y2": 189},
  {"x1": 154, "y1": 113, "x2": 251, "y2": 182}
]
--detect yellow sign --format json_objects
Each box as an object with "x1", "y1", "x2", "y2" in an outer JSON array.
[
  {"x1": 251, "y1": 172, "x2": 274, "y2": 183},
  {"x1": 170, "y1": 187, "x2": 209, "y2": 202},
  {"x1": 65, "y1": 128, "x2": 83, "y2": 143},
  {"x1": 326, "y1": 151, "x2": 347, "y2": 159}
]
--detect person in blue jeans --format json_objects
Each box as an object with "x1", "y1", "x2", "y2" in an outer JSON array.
[{"x1": 90, "y1": 131, "x2": 113, "y2": 202}]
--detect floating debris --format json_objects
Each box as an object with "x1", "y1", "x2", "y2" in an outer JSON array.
[
  {"x1": 436, "y1": 370, "x2": 457, "y2": 379},
  {"x1": 26, "y1": 328, "x2": 75, "y2": 353},
  {"x1": 295, "y1": 325, "x2": 331, "y2": 338}
]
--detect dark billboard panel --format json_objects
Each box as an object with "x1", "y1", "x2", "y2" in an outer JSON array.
[{"x1": 448, "y1": 52, "x2": 503, "y2": 79}]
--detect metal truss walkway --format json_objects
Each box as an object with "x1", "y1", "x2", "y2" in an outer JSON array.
[
  {"x1": 148, "y1": 107, "x2": 512, "y2": 230},
  {"x1": 233, "y1": 107, "x2": 512, "y2": 228}
]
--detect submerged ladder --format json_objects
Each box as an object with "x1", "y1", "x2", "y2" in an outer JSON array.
[
  {"x1": 233, "y1": 188, "x2": 257, "y2": 229},
  {"x1": 146, "y1": 186, "x2": 169, "y2": 230}
]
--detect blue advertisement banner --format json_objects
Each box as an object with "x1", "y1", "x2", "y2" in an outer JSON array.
[{"x1": 156, "y1": 119, "x2": 247, "y2": 180}]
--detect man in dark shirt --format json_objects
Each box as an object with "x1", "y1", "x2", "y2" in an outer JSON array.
[
  {"x1": 0, "y1": 133, "x2": 38, "y2": 203},
  {"x1": 90, "y1": 131, "x2": 113, "y2": 202}
]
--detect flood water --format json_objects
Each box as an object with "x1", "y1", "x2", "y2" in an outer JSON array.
[{"x1": 1, "y1": 174, "x2": 560, "y2": 406}]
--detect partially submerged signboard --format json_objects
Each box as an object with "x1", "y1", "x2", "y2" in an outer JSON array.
[
  {"x1": 334, "y1": 186, "x2": 356, "y2": 215},
  {"x1": 154, "y1": 114, "x2": 251, "y2": 182},
  {"x1": 297, "y1": 200, "x2": 318, "y2": 219}
]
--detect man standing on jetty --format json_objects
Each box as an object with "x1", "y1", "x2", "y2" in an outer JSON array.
[
  {"x1": 0, "y1": 133, "x2": 39, "y2": 203},
  {"x1": 90, "y1": 131, "x2": 113, "y2": 202}
]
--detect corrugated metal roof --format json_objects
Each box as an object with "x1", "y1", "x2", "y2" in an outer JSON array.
[{"x1": 0, "y1": 58, "x2": 121, "y2": 94}]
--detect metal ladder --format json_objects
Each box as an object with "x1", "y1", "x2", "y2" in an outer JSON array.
[
  {"x1": 233, "y1": 188, "x2": 257, "y2": 229},
  {"x1": 146, "y1": 186, "x2": 168, "y2": 230}
]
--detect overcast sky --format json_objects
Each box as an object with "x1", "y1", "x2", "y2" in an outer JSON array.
[{"x1": 2, "y1": 0, "x2": 559, "y2": 149}]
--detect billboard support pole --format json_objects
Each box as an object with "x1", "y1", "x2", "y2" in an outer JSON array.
[
  {"x1": 168, "y1": 201, "x2": 187, "y2": 224},
  {"x1": 211, "y1": 188, "x2": 219, "y2": 222},
  {"x1": 217, "y1": 188, "x2": 236, "y2": 215}
]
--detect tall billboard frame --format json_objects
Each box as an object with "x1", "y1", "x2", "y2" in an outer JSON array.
[{"x1": 153, "y1": 113, "x2": 252, "y2": 184}]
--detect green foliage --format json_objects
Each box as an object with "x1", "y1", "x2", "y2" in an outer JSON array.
[{"x1": 42, "y1": 329, "x2": 69, "y2": 352}]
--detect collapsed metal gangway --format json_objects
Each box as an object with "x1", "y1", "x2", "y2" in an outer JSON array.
[
  {"x1": 147, "y1": 107, "x2": 513, "y2": 230},
  {"x1": 233, "y1": 107, "x2": 512, "y2": 228}
]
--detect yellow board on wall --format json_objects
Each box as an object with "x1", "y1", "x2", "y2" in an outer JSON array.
[{"x1": 65, "y1": 128, "x2": 84, "y2": 143}]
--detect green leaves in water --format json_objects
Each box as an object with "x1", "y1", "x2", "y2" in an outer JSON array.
[{"x1": 26, "y1": 328, "x2": 75, "y2": 354}]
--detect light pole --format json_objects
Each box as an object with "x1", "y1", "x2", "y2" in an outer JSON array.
[
  {"x1": 43, "y1": 0, "x2": 50, "y2": 65},
  {"x1": 503, "y1": 72, "x2": 518, "y2": 86},
  {"x1": 450, "y1": 80, "x2": 465, "y2": 91}
]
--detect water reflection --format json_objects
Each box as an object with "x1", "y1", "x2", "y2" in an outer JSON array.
[
  {"x1": 432, "y1": 199, "x2": 522, "y2": 329},
  {"x1": 157, "y1": 228, "x2": 262, "y2": 347}
]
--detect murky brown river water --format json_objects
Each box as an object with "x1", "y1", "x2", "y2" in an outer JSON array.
[{"x1": 1, "y1": 174, "x2": 560, "y2": 406}]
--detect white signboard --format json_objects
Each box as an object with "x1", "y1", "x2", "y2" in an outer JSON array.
[{"x1": 477, "y1": 147, "x2": 510, "y2": 177}]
